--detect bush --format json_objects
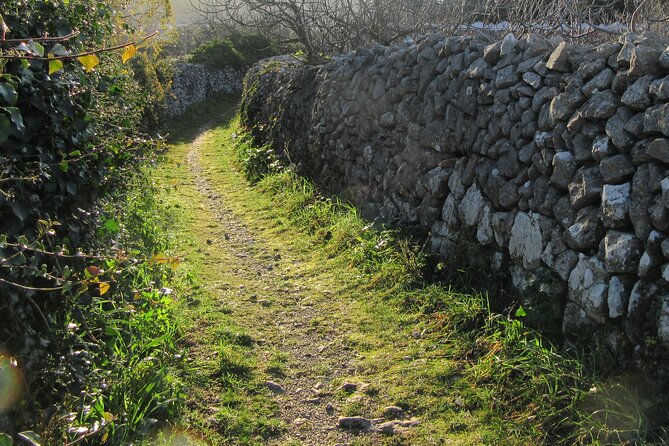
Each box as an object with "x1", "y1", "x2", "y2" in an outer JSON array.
[
  {"x1": 0, "y1": 1, "x2": 182, "y2": 443},
  {"x1": 189, "y1": 33, "x2": 278, "y2": 70}
]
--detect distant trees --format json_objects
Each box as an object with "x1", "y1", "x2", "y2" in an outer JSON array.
[{"x1": 188, "y1": 0, "x2": 669, "y2": 63}]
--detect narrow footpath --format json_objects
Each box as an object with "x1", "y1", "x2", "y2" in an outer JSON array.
[{"x1": 153, "y1": 98, "x2": 541, "y2": 446}]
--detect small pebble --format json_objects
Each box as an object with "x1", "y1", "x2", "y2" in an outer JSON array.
[
  {"x1": 340, "y1": 382, "x2": 358, "y2": 392},
  {"x1": 338, "y1": 416, "x2": 371, "y2": 429},
  {"x1": 265, "y1": 381, "x2": 285, "y2": 394},
  {"x1": 383, "y1": 406, "x2": 404, "y2": 419}
]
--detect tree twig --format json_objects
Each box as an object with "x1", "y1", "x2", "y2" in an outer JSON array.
[
  {"x1": 0, "y1": 31, "x2": 158, "y2": 60},
  {"x1": 0, "y1": 30, "x2": 80, "y2": 44}
]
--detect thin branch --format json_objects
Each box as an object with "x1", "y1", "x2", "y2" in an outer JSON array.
[
  {"x1": 0, "y1": 31, "x2": 158, "y2": 60},
  {"x1": 0, "y1": 30, "x2": 81, "y2": 44},
  {"x1": 0, "y1": 276, "x2": 64, "y2": 292}
]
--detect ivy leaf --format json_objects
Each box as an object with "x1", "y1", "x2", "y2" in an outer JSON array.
[
  {"x1": 85, "y1": 265, "x2": 101, "y2": 278},
  {"x1": 48, "y1": 59, "x2": 64, "y2": 75},
  {"x1": 49, "y1": 43, "x2": 70, "y2": 57},
  {"x1": 28, "y1": 42, "x2": 45, "y2": 57},
  {"x1": 0, "y1": 433, "x2": 13, "y2": 446},
  {"x1": 515, "y1": 306, "x2": 527, "y2": 318},
  {"x1": 99, "y1": 282, "x2": 110, "y2": 296},
  {"x1": 150, "y1": 254, "x2": 180, "y2": 271},
  {"x1": 0, "y1": 83, "x2": 18, "y2": 106},
  {"x1": 102, "y1": 218, "x2": 120, "y2": 234},
  {"x1": 16, "y1": 42, "x2": 31, "y2": 53},
  {"x1": 17, "y1": 432, "x2": 41, "y2": 446},
  {"x1": 121, "y1": 44, "x2": 136, "y2": 63},
  {"x1": 0, "y1": 114, "x2": 11, "y2": 144},
  {"x1": 3, "y1": 107, "x2": 25, "y2": 133},
  {"x1": 78, "y1": 54, "x2": 99, "y2": 73}
]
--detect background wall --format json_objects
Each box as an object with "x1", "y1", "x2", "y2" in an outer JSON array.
[
  {"x1": 163, "y1": 63, "x2": 243, "y2": 118},
  {"x1": 241, "y1": 32, "x2": 669, "y2": 364}
]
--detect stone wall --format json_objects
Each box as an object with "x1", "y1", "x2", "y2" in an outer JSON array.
[
  {"x1": 163, "y1": 62, "x2": 243, "y2": 118},
  {"x1": 241, "y1": 33, "x2": 669, "y2": 362}
]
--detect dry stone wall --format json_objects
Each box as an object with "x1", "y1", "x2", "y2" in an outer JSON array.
[
  {"x1": 241, "y1": 32, "x2": 669, "y2": 362},
  {"x1": 163, "y1": 62, "x2": 243, "y2": 118}
]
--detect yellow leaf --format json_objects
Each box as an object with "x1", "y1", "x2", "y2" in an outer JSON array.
[
  {"x1": 48, "y1": 59, "x2": 63, "y2": 75},
  {"x1": 150, "y1": 254, "x2": 180, "y2": 271},
  {"x1": 101, "y1": 432, "x2": 108, "y2": 443},
  {"x1": 78, "y1": 54, "x2": 99, "y2": 73},
  {"x1": 121, "y1": 44, "x2": 136, "y2": 63},
  {"x1": 99, "y1": 282, "x2": 110, "y2": 296}
]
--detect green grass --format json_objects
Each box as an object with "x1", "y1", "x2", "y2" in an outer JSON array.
[{"x1": 148, "y1": 95, "x2": 667, "y2": 446}]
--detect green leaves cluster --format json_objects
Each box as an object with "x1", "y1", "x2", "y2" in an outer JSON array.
[
  {"x1": 0, "y1": 1, "x2": 180, "y2": 444},
  {"x1": 189, "y1": 33, "x2": 279, "y2": 70}
]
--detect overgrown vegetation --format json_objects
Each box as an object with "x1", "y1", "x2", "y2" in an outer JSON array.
[
  {"x1": 0, "y1": 1, "x2": 182, "y2": 444},
  {"x1": 232, "y1": 125, "x2": 669, "y2": 445},
  {"x1": 189, "y1": 33, "x2": 279, "y2": 70}
]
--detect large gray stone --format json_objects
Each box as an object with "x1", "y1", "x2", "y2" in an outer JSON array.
[
  {"x1": 569, "y1": 167, "x2": 603, "y2": 209},
  {"x1": 644, "y1": 104, "x2": 669, "y2": 136},
  {"x1": 649, "y1": 76, "x2": 669, "y2": 101},
  {"x1": 602, "y1": 183, "x2": 631, "y2": 227},
  {"x1": 495, "y1": 65, "x2": 519, "y2": 89},
  {"x1": 567, "y1": 255, "x2": 609, "y2": 324},
  {"x1": 582, "y1": 68, "x2": 615, "y2": 97},
  {"x1": 661, "y1": 45, "x2": 669, "y2": 70},
  {"x1": 522, "y1": 72, "x2": 542, "y2": 89},
  {"x1": 441, "y1": 194, "x2": 459, "y2": 227},
  {"x1": 459, "y1": 184, "x2": 486, "y2": 227},
  {"x1": 659, "y1": 296, "x2": 669, "y2": 345},
  {"x1": 621, "y1": 75, "x2": 652, "y2": 110},
  {"x1": 564, "y1": 206, "x2": 602, "y2": 250},
  {"x1": 605, "y1": 114, "x2": 634, "y2": 150},
  {"x1": 647, "y1": 138, "x2": 669, "y2": 163},
  {"x1": 547, "y1": 42, "x2": 588, "y2": 72},
  {"x1": 550, "y1": 91, "x2": 582, "y2": 123},
  {"x1": 604, "y1": 231, "x2": 642, "y2": 274},
  {"x1": 592, "y1": 135, "x2": 612, "y2": 161},
  {"x1": 477, "y1": 205, "x2": 494, "y2": 245},
  {"x1": 630, "y1": 165, "x2": 653, "y2": 240},
  {"x1": 608, "y1": 275, "x2": 630, "y2": 319},
  {"x1": 600, "y1": 154, "x2": 635, "y2": 184},
  {"x1": 509, "y1": 212, "x2": 544, "y2": 268},
  {"x1": 550, "y1": 151, "x2": 576, "y2": 190},
  {"x1": 638, "y1": 231, "x2": 665, "y2": 279},
  {"x1": 581, "y1": 90, "x2": 619, "y2": 119},
  {"x1": 626, "y1": 46, "x2": 662, "y2": 76}
]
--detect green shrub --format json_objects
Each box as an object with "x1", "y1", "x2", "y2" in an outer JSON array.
[
  {"x1": 189, "y1": 33, "x2": 279, "y2": 70},
  {"x1": 0, "y1": 1, "x2": 182, "y2": 443}
]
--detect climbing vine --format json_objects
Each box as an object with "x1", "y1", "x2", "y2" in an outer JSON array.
[{"x1": 0, "y1": 1, "x2": 180, "y2": 444}]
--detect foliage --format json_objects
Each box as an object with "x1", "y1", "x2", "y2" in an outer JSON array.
[
  {"x1": 0, "y1": 1, "x2": 182, "y2": 444},
  {"x1": 130, "y1": 49, "x2": 175, "y2": 129},
  {"x1": 233, "y1": 132, "x2": 283, "y2": 183},
  {"x1": 189, "y1": 33, "x2": 278, "y2": 70}
]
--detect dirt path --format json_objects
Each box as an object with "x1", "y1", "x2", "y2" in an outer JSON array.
[
  {"x1": 182, "y1": 127, "x2": 372, "y2": 445},
  {"x1": 151, "y1": 99, "x2": 447, "y2": 445}
]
